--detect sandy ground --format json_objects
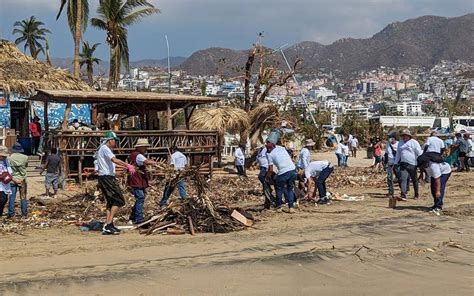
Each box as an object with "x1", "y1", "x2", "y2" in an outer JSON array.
[{"x1": 1, "y1": 151, "x2": 473, "y2": 295}]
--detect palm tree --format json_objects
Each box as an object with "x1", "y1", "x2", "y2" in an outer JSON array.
[
  {"x1": 91, "y1": 0, "x2": 159, "y2": 90},
  {"x1": 79, "y1": 42, "x2": 101, "y2": 86},
  {"x1": 56, "y1": 0, "x2": 89, "y2": 79},
  {"x1": 12, "y1": 16, "x2": 51, "y2": 59}
]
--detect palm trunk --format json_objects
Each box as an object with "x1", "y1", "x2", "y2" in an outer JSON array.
[
  {"x1": 73, "y1": 0, "x2": 82, "y2": 79},
  {"x1": 87, "y1": 64, "x2": 93, "y2": 86},
  {"x1": 107, "y1": 45, "x2": 115, "y2": 91},
  {"x1": 29, "y1": 41, "x2": 37, "y2": 59}
]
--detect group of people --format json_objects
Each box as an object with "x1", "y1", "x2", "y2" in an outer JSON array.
[
  {"x1": 335, "y1": 134, "x2": 359, "y2": 167},
  {"x1": 94, "y1": 131, "x2": 188, "y2": 235}
]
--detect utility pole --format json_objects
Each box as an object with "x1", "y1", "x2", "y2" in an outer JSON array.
[{"x1": 165, "y1": 34, "x2": 171, "y2": 93}]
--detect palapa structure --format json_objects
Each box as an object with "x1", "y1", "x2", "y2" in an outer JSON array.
[{"x1": 0, "y1": 40, "x2": 91, "y2": 95}]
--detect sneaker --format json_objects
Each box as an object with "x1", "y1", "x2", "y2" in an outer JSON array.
[
  {"x1": 317, "y1": 199, "x2": 329, "y2": 205},
  {"x1": 288, "y1": 208, "x2": 296, "y2": 214},
  {"x1": 276, "y1": 207, "x2": 283, "y2": 213},
  {"x1": 431, "y1": 208, "x2": 441, "y2": 216},
  {"x1": 110, "y1": 223, "x2": 121, "y2": 233},
  {"x1": 102, "y1": 224, "x2": 119, "y2": 235},
  {"x1": 294, "y1": 200, "x2": 300, "y2": 208}
]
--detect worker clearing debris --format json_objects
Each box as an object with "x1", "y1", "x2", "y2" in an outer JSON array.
[{"x1": 304, "y1": 160, "x2": 334, "y2": 204}]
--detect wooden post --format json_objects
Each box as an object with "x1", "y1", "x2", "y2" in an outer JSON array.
[
  {"x1": 43, "y1": 100, "x2": 49, "y2": 132},
  {"x1": 62, "y1": 100, "x2": 72, "y2": 130},
  {"x1": 91, "y1": 103, "x2": 98, "y2": 125},
  {"x1": 78, "y1": 156, "x2": 83, "y2": 185},
  {"x1": 166, "y1": 102, "x2": 172, "y2": 130}
]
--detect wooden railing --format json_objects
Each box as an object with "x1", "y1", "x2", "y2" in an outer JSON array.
[{"x1": 46, "y1": 130, "x2": 220, "y2": 182}]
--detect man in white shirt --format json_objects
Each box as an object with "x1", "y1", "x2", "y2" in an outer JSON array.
[
  {"x1": 234, "y1": 144, "x2": 246, "y2": 177},
  {"x1": 257, "y1": 146, "x2": 274, "y2": 208},
  {"x1": 394, "y1": 129, "x2": 423, "y2": 201},
  {"x1": 160, "y1": 146, "x2": 189, "y2": 206},
  {"x1": 96, "y1": 131, "x2": 132, "y2": 235},
  {"x1": 304, "y1": 160, "x2": 334, "y2": 204},
  {"x1": 385, "y1": 136, "x2": 400, "y2": 199},
  {"x1": 424, "y1": 131, "x2": 445, "y2": 154},
  {"x1": 418, "y1": 154, "x2": 452, "y2": 215},
  {"x1": 350, "y1": 136, "x2": 359, "y2": 158},
  {"x1": 467, "y1": 135, "x2": 474, "y2": 168},
  {"x1": 297, "y1": 139, "x2": 315, "y2": 170},
  {"x1": 266, "y1": 140, "x2": 297, "y2": 213},
  {"x1": 335, "y1": 140, "x2": 346, "y2": 167}
]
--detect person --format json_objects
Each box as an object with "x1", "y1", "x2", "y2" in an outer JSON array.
[
  {"x1": 0, "y1": 146, "x2": 12, "y2": 217},
  {"x1": 418, "y1": 153, "x2": 451, "y2": 216},
  {"x1": 304, "y1": 160, "x2": 334, "y2": 204},
  {"x1": 29, "y1": 116, "x2": 42, "y2": 155},
  {"x1": 335, "y1": 140, "x2": 346, "y2": 167},
  {"x1": 394, "y1": 129, "x2": 422, "y2": 201},
  {"x1": 7, "y1": 143, "x2": 28, "y2": 218},
  {"x1": 444, "y1": 136, "x2": 454, "y2": 148},
  {"x1": 297, "y1": 139, "x2": 315, "y2": 170},
  {"x1": 127, "y1": 138, "x2": 156, "y2": 224},
  {"x1": 266, "y1": 139, "x2": 297, "y2": 213},
  {"x1": 466, "y1": 134, "x2": 474, "y2": 168},
  {"x1": 256, "y1": 145, "x2": 274, "y2": 208},
  {"x1": 95, "y1": 131, "x2": 132, "y2": 235},
  {"x1": 160, "y1": 146, "x2": 189, "y2": 207},
  {"x1": 372, "y1": 140, "x2": 383, "y2": 170},
  {"x1": 342, "y1": 141, "x2": 350, "y2": 167},
  {"x1": 40, "y1": 147, "x2": 61, "y2": 198},
  {"x1": 424, "y1": 131, "x2": 445, "y2": 154},
  {"x1": 234, "y1": 144, "x2": 246, "y2": 176},
  {"x1": 462, "y1": 133, "x2": 472, "y2": 171},
  {"x1": 350, "y1": 136, "x2": 359, "y2": 158},
  {"x1": 452, "y1": 133, "x2": 469, "y2": 172},
  {"x1": 385, "y1": 135, "x2": 401, "y2": 199}
]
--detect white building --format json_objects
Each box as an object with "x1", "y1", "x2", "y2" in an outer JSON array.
[
  {"x1": 391, "y1": 102, "x2": 423, "y2": 116},
  {"x1": 345, "y1": 107, "x2": 370, "y2": 120},
  {"x1": 371, "y1": 116, "x2": 436, "y2": 128},
  {"x1": 309, "y1": 87, "x2": 337, "y2": 101}
]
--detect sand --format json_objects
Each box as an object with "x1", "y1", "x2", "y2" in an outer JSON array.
[{"x1": 1, "y1": 151, "x2": 473, "y2": 295}]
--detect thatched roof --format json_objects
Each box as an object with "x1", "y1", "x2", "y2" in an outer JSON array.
[
  {"x1": 0, "y1": 40, "x2": 91, "y2": 95},
  {"x1": 190, "y1": 106, "x2": 250, "y2": 136}
]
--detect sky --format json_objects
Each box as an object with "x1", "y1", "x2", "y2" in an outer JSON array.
[{"x1": 0, "y1": 0, "x2": 472, "y2": 61}]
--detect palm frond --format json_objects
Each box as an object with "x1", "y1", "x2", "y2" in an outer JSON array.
[{"x1": 190, "y1": 107, "x2": 250, "y2": 137}]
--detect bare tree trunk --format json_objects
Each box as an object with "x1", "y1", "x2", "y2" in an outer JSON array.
[
  {"x1": 107, "y1": 45, "x2": 115, "y2": 91},
  {"x1": 73, "y1": 0, "x2": 82, "y2": 79}
]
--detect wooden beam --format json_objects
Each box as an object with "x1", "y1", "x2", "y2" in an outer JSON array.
[
  {"x1": 184, "y1": 105, "x2": 196, "y2": 130},
  {"x1": 62, "y1": 100, "x2": 72, "y2": 130},
  {"x1": 44, "y1": 100, "x2": 49, "y2": 132},
  {"x1": 166, "y1": 102, "x2": 172, "y2": 130},
  {"x1": 170, "y1": 103, "x2": 191, "y2": 119},
  {"x1": 91, "y1": 103, "x2": 98, "y2": 125}
]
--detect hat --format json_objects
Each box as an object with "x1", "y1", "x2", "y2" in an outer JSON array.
[
  {"x1": 103, "y1": 131, "x2": 119, "y2": 141},
  {"x1": 135, "y1": 138, "x2": 150, "y2": 148},
  {"x1": 400, "y1": 129, "x2": 412, "y2": 137},
  {"x1": 0, "y1": 146, "x2": 10, "y2": 157},
  {"x1": 11, "y1": 142, "x2": 24, "y2": 153},
  {"x1": 305, "y1": 139, "x2": 316, "y2": 146}
]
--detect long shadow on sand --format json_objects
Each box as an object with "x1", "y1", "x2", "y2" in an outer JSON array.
[{"x1": 393, "y1": 205, "x2": 432, "y2": 212}]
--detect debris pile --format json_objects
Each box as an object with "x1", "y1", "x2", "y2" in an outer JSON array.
[{"x1": 328, "y1": 167, "x2": 386, "y2": 188}]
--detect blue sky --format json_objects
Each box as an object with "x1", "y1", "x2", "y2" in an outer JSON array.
[{"x1": 0, "y1": 0, "x2": 472, "y2": 61}]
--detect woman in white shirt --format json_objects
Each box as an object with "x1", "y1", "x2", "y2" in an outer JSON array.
[{"x1": 234, "y1": 144, "x2": 246, "y2": 177}]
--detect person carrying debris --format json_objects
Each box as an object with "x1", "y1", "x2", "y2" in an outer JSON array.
[
  {"x1": 394, "y1": 129, "x2": 422, "y2": 201},
  {"x1": 297, "y1": 139, "x2": 315, "y2": 171},
  {"x1": 234, "y1": 144, "x2": 246, "y2": 177},
  {"x1": 160, "y1": 146, "x2": 189, "y2": 207},
  {"x1": 417, "y1": 152, "x2": 451, "y2": 215},
  {"x1": 304, "y1": 160, "x2": 334, "y2": 204},
  {"x1": 265, "y1": 138, "x2": 297, "y2": 213},
  {"x1": 0, "y1": 146, "x2": 13, "y2": 217},
  {"x1": 7, "y1": 143, "x2": 28, "y2": 218},
  {"x1": 96, "y1": 131, "x2": 133, "y2": 235},
  {"x1": 40, "y1": 147, "x2": 61, "y2": 198},
  {"x1": 127, "y1": 138, "x2": 156, "y2": 224}
]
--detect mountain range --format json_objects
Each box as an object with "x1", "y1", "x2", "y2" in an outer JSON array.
[{"x1": 178, "y1": 13, "x2": 474, "y2": 76}]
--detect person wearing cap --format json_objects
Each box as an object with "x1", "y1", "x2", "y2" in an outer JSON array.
[
  {"x1": 7, "y1": 142, "x2": 29, "y2": 218},
  {"x1": 452, "y1": 133, "x2": 469, "y2": 172},
  {"x1": 96, "y1": 131, "x2": 133, "y2": 235},
  {"x1": 394, "y1": 129, "x2": 423, "y2": 201},
  {"x1": 0, "y1": 146, "x2": 13, "y2": 217},
  {"x1": 385, "y1": 134, "x2": 400, "y2": 199},
  {"x1": 304, "y1": 160, "x2": 334, "y2": 204},
  {"x1": 127, "y1": 138, "x2": 156, "y2": 224},
  {"x1": 424, "y1": 131, "x2": 445, "y2": 154},
  {"x1": 234, "y1": 144, "x2": 246, "y2": 177},
  {"x1": 266, "y1": 139, "x2": 297, "y2": 213},
  {"x1": 297, "y1": 139, "x2": 315, "y2": 171},
  {"x1": 160, "y1": 146, "x2": 189, "y2": 207},
  {"x1": 29, "y1": 115, "x2": 42, "y2": 156}
]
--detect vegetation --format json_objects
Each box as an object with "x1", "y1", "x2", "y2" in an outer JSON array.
[
  {"x1": 12, "y1": 16, "x2": 51, "y2": 59},
  {"x1": 91, "y1": 0, "x2": 159, "y2": 90},
  {"x1": 56, "y1": 0, "x2": 89, "y2": 79},
  {"x1": 79, "y1": 41, "x2": 101, "y2": 86}
]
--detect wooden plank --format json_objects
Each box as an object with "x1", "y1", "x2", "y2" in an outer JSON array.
[
  {"x1": 231, "y1": 210, "x2": 254, "y2": 227},
  {"x1": 187, "y1": 216, "x2": 195, "y2": 235},
  {"x1": 62, "y1": 100, "x2": 72, "y2": 130}
]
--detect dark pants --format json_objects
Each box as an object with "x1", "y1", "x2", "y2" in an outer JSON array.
[
  {"x1": 236, "y1": 165, "x2": 245, "y2": 176},
  {"x1": 130, "y1": 188, "x2": 145, "y2": 223},
  {"x1": 430, "y1": 173, "x2": 451, "y2": 210},
  {"x1": 0, "y1": 192, "x2": 7, "y2": 216},
  {"x1": 32, "y1": 136, "x2": 41, "y2": 154},
  {"x1": 316, "y1": 167, "x2": 334, "y2": 200},
  {"x1": 400, "y1": 162, "x2": 419, "y2": 198},
  {"x1": 275, "y1": 170, "x2": 297, "y2": 209},
  {"x1": 9, "y1": 182, "x2": 28, "y2": 217},
  {"x1": 387, "y1": 164, "x2": 401, "y2": 195}
]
